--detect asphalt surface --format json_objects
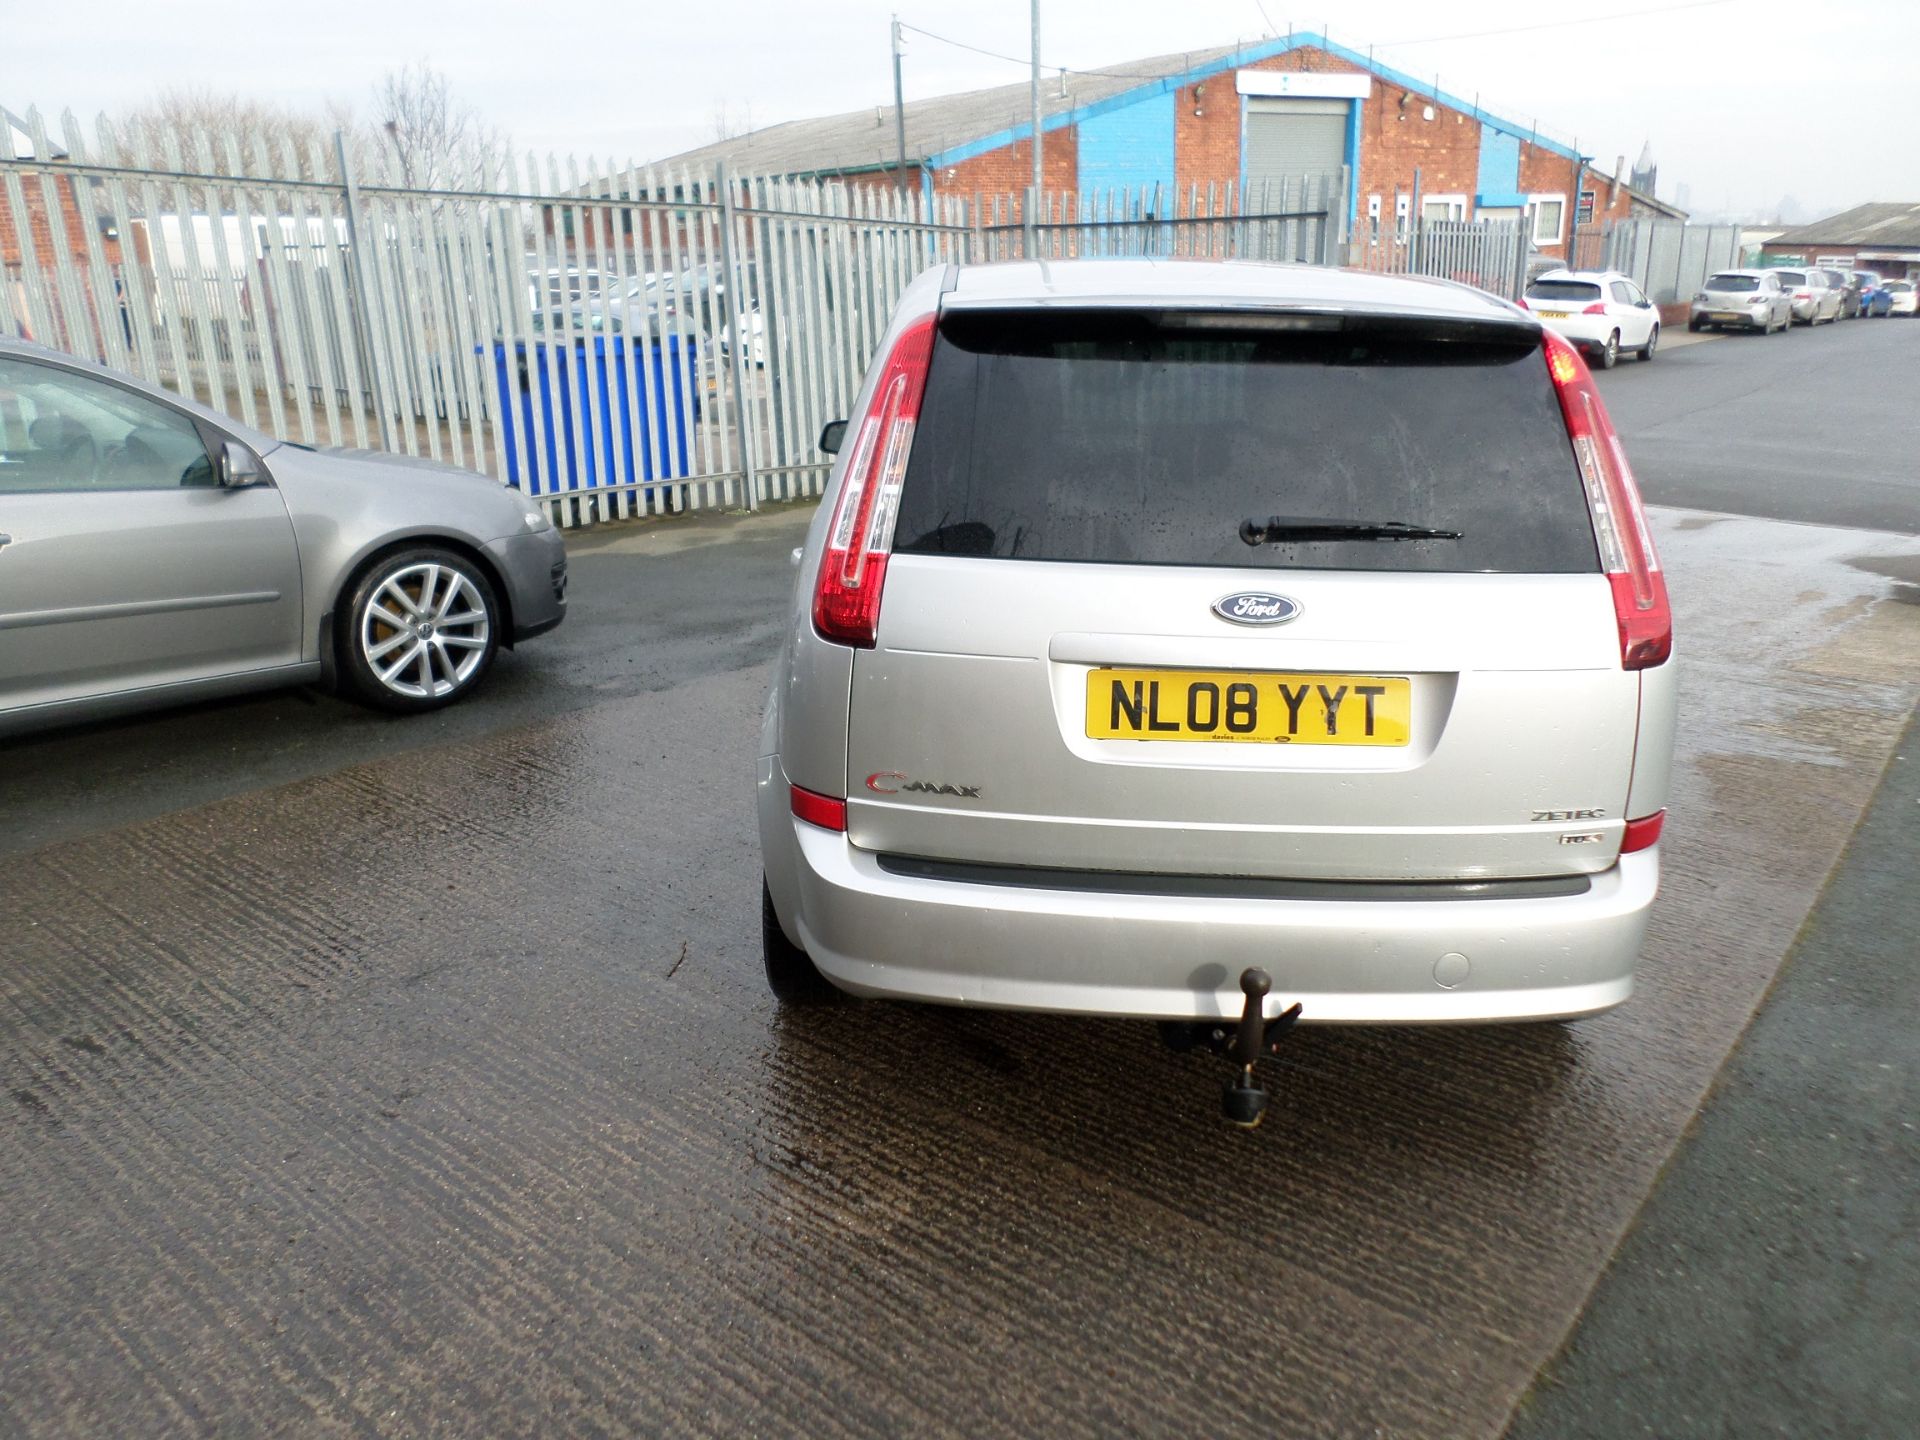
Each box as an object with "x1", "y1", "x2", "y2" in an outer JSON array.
[
  {"x1": 1601, "y1": 312, "x2": 1920, "y2": 536},
  {"x1": 1507, "y1": 708, "x2": 1919, "y2": 1439},
  {"x1": 3, "y1": 319, "x2": 1918, "y2": 1438}
]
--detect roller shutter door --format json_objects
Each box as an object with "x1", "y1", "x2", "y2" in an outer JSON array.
[{"x1": 1244, "y1": 98, "x2": 1348, "y2": 192}]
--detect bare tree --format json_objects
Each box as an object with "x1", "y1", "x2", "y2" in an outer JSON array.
[
  {"x1": 370, "y1": 62, "x2": 503, "y2": 192},
  {"x1": 709, "y1": 100, "x2": 755, "y2": 143},
  {"x1": 119, "y1": 86, "x2": 350, "y2": 180}
]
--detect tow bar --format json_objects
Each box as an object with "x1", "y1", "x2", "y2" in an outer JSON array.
[{"x1": 1159, "y1": 968, "x2": 1304, "y2": 1128}]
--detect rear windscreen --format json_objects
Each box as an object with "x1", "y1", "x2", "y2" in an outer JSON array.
[
  {"x1": 1773, "y1": 271, "x2": 1806, "y2": 285},
  {"x1": 894, "y1": 310, "x2": 1599, "y2": 575},
  {"x1": 1705, "y1": 274, "x2": 1759, "y2": 291},
  {"x1": 1525, "y1": 280, "x2": 1603, "y2": 301}
]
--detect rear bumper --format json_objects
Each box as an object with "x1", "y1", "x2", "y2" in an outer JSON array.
[
  {"x1": 1689, "y1": 302, "x2": 1770, "y2": 329},
  {"x1": 1536, "y1": 314, "x2": 1616, "y2": 349},
  {"x1": 773, "y1": 810, "x2": 1657, "y2": 1025}
]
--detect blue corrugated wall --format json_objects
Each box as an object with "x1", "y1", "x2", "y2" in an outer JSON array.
[
  {"x1": 1077, "y1": 92, "x2": 1177, "y2": 205},
  {"x1": 1476, "y1": 126, "x2": 1524, "y2": 207}
]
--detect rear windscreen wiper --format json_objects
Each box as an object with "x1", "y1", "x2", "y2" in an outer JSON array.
[{"x1": 1240, "y1": 516, "x2": 1463, "y2": 545}]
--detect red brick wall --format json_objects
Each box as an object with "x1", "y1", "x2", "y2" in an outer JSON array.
[
  {"x1": 931, "y1": 133, "x2": 1077, "y2": 216},
  {"x1": 0, "y1": 175, "x2": 122, "y2": 268}
]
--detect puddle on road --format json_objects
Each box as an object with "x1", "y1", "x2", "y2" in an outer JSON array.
[
  {"x1": 1845, "y1": 551, "x2": 1920, "y2": 607},
  {"x1": 1654, "y1": 509, "x2": 1920, "y2": 771}
]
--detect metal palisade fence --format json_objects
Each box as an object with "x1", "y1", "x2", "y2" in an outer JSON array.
[
  {"x1": 6, "y1": 111, "x2": 1734, "y2": 530},
  {"x1": 1, "y1": 109, "x2": 1360, "y2": 526},
  {"x1": 1593, "y1": 220, "x2": 1745, "y2": 305}
]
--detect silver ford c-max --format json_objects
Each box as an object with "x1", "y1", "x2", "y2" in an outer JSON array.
[{"x1": 757, "y1": 259, "x2": 1676, "y2": 1030}]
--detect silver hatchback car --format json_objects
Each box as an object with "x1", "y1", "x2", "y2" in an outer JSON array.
[
  {"x1": 758, "y1": 260, "x2": 1676, "y2": 1031},
  {"x1": 1688, "y1": 269, "x2": 1793, "y2": 334},
  {"x1": 0, "y1": 340, "x2": 566, "y2": 737}
]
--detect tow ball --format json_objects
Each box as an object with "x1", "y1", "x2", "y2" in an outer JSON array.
[
  {"x1": 1222, "y1": 968, "x2": 1303, "y2": 1127},
  {"x1": 1160, "y1": 968, "x2": 1304, "y2": 1128}
]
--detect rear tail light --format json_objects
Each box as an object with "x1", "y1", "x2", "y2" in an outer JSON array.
[
  {"x1": 790, "y1": 783, "x2": 847, "y2": 832},
  {"x1": 1621, "y1": 810, "x2": 1665, "y2": 853},
  {"x1": 1794, "y1": 291, "x2": 1811, "y2": 300},
  {"x1": 1581, "y1": 302, "x2": 1609, "y2": 315},
  {"x1": 812, "y1": 314, "x2": 938, "y2": 647},
  {"x1": 1543, "y1": 331, "x2": 1672, "y2": 670}
]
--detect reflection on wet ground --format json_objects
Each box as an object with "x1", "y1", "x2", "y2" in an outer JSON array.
[{"x1": 3, "y1": 511, "x2": 1917, "y2": 1437}]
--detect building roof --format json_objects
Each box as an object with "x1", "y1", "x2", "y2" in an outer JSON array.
[
  {"x1": 1763, "y1": 203, "x2": 1920, "y2": 249},
  {"x1": 645, "y1": 30, "x2": 1598, "y2": 181}
]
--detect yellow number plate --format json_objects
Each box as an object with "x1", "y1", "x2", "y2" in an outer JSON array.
[
  {"x1": 1537, "y1": 310, "x2": 1571, "y2": 319},
  {"x1": 1086, "y1": 669, "x2": 1412, "y2": 746}
]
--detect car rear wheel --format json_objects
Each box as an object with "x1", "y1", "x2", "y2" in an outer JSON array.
[
  {"x1": 763, "y1": 879, "x2": 836, "y2": 1003},
  {"x1": 338, "y1": 547, "x2": 500, "y2": 713},
  {"x1": 1595, "y1": 331, "x2": 1619, "y2": 369},
  {"x1": 1687, "y1": 318, "x2": 1703, "y2": 333},
  {"x1": 1638, "y1": 324, "x2": 1658, "y2": 361}
]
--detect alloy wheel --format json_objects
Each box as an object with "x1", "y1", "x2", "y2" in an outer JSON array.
[{"x1": 358, "y1": 562, "x2": 492, "y2": 701}]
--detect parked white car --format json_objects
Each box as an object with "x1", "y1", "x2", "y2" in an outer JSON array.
[
  {"x1": 1521, "y1": 270, "x2": 1660, "y2": 369},
  {"x1": 1885, "y1": 280, "x2": 1918, "y2": 317}
]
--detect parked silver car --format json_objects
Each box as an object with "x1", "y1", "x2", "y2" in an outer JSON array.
[
  {"x1": 1687, "y1": 269, "x2": 1793, "y2": 334},
  {"x1": 0, "y1": 340, "x2": 566, "y2": 737},
  {"x1": 758, "y1": 260, "x2": 1677, "y2": 1036},
  {"x1": 1769, "y1": 268, "x2": 1844, "y2": 325}
]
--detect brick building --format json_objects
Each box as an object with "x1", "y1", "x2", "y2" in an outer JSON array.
[
  {"x1": 1758, "y1": 204, "x2": 1920, "y2": 281},
  {"x1": 2, "y1": 108, "x2": 123, "y2": 269},
  {"x1": 655, "y1": 31, "x2": 1682, "y2": 262}
]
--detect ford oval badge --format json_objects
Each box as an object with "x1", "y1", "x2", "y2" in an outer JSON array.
[{"x1": 1211, "y1": 591, "x2": 1301, "y2": 627}]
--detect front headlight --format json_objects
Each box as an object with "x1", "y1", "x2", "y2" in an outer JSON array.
[{"x1": 523, "y1": 508, "x2": 553, "y2": 534}]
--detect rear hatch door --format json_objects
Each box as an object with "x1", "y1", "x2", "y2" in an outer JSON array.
[{"x1": 844, "y1": 306, "x2": 1637, "y2": 881}]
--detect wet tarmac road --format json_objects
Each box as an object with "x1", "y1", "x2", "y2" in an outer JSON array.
[{"x1": 6, "y1": 338, "x2": 1920, "y2": 1437}]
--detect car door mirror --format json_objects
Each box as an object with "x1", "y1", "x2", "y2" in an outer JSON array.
[
  {"x1": 818, "y1": 419, "x2": 848, "y2": 455},
  {"x1": 219, "y1": 440, "x2": 264, "y2": 488}
]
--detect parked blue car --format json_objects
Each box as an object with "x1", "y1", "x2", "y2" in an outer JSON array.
[{"x1": 1854, "y1": 271, "x2": 1894, "y2": 317}]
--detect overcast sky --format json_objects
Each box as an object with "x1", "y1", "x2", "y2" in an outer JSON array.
[{"x1": 6, "y1": 0, "x2": 1915, "y2": 219}]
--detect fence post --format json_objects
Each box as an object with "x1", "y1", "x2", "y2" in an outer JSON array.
[
  {"x1": 717, "y1": 162, "x2": 759, "y2": 512},
  {"x1": 1511, "y1": 219, "x2": 1529, "y2": 301},
  {"x1": 1331, "y1": 164, "x2": 1351, "y2": 266},
  {"x1": 333, "y1": 131, "x2": 393, "y2": 453},
  {"x1": 1408, "y1": 167, "x2": 1423, "y2": 275}
]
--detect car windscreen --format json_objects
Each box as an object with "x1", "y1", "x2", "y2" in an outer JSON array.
[
  {"x1": 1887, "y1": 282, "x2": 1913, "y2": 293},
  {"x1": 1772, "y1": 272, "x2": 1805, "y2": 285},
  {"x1": 894, "y1": 309, "x2": 1599, "y2": 575},
  {"x1": 1525, "y1": 280, "x2": 1603, "y2": 301},
  {"x1": 1705, "y1": 274, "x2": 1760, "y2": 291}
]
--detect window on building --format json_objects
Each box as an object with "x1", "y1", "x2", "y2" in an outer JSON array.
[
  {"x1": 1419, "y1": 194, "x2": 1467, "y2": 224},
  {"x1": 1527, "y1": 195, "x2": 1566, "y2": 245}
]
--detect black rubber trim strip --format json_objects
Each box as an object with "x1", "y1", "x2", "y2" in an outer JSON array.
[{"x1": 875, "y1": 853, "x2": 1594, "y2": 902}]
